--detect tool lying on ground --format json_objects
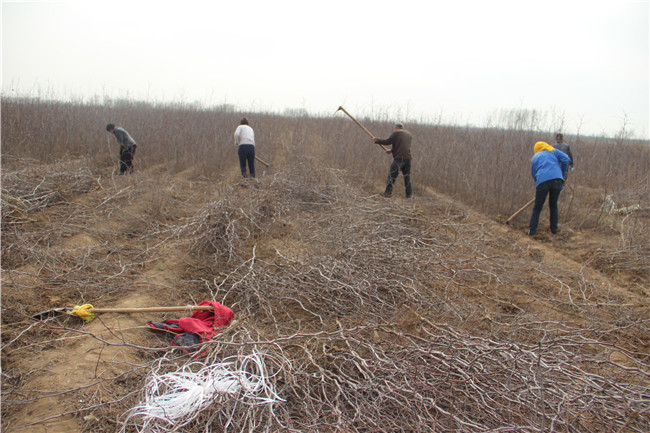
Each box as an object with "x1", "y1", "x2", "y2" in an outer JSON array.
[
  {"x1": 33, "y1": 304, "x2": 216, "y2": 322},
  {"x1": 505, "y1": 197, "x2": 535, "y2": 225},
  {"x1": 335, "y1": 106, "x2": 391, "y2": 152},
  {"x1": 255, "y1": 155, "x2": 270, "y2": 176}
]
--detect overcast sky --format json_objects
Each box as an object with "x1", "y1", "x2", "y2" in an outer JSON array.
[{"x1": 2, "y1": 0, "x2": 649, "y2": 138}]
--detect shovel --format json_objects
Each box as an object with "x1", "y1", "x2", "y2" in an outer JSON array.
[{"x1": 33, "y1": 304, "x2": 215, "y2": 322}]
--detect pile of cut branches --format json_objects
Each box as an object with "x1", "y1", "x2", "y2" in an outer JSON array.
[{"x1": 165, "y1": 163, "x2": 649, "y2": 432}]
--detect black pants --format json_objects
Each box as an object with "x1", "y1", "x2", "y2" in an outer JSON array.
[
  {"x1": 119, "y1": 147, "x2": 135, "y2": 174},
  {"x1": 384, "y1": 158, "x2": 412, "y2": 198},
  {"x1": 238, "y1": 144, "x2": 255, "y2": 178},
  {"x1": 529, "y1": 178, "x2": 564, "y2": 235}
]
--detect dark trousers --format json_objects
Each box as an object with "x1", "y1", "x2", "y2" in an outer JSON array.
[
  {"x1": 119, "y1": 147, "x2": 135, "y2": 174},
  {"x1": 384, "y1": 158, "x2": 412, "y2": 197},
  {"x1": 529, "y1": 178, "x2": 564, "y2": 234},
  {"x1": 238, "y1": 144, "x2": 256, "y2": 178}
]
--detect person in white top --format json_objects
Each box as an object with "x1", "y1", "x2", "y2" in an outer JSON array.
[{"x1": 233, "y1": 117, "x2": 256, "y2": 178}]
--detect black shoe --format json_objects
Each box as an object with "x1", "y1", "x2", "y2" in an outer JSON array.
[{"x1": 382, "y1": 192, "x2": 392, "y2": 198}]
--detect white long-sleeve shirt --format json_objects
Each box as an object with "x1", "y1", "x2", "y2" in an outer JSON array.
[{"x1": 234, "y1": 125, "x2": 255, "y2": 146}]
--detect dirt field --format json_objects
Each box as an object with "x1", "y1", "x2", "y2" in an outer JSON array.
[{"x1": 1, "y1": 159, "x2": 648, "y2": 432}]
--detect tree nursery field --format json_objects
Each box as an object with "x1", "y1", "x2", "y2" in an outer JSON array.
[{"x1": 1, "y1": 99, "x2": 649, "y2": 432}]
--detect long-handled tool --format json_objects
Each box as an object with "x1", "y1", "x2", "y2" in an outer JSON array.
[
  {"x1": 33, "y1": 304, "x2": 215, "y2": 322},
  {"x1": 255, "y1": 156, "x2": 270, "y2": 167},
  {"x1": 335, "y1": 106, "x2": 390, "y2": 152},
  {"x1": 255, "y1": 156, "x2": 270, "y2": 176},
  {"x1": 505, "y1": 197, "x2": 535, "y2": 225}
]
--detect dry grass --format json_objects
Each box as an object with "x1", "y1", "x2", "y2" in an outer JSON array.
[
  {"x1": 167, "y1": 166, "x2": 648, "y2": 432},
  {"x1": 1, "y1": 98, "x2": 649, "y2": 432},
  {"x1": 3, "y1": 97, "x2": 647, "y2": 222}
]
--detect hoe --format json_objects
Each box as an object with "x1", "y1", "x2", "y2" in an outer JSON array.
[
  {"x1": 505, "y1": 197, "x2": 535, "y2": 225},
  {"x1": 335, "y1": 106, "x2": 390, "y2": 153},
  {"x1": 33, "y1": 304, "x2": 215, "y2": 322},
  {"x1": 255, "y1": 155, "x2": 270, "y2": 176}
]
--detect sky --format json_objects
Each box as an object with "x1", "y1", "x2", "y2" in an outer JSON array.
[{"x1": 2, "y1": 0, "x2": 649, "y2": 139}]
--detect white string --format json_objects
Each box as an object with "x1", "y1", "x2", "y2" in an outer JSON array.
[{"x1": 121, "y1": 351, "x2": 284, "y2": 432}]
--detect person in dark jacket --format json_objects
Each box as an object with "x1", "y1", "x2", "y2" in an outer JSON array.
[
  {"x1": 553, "y1": 133, "x2": 574, "y2": 172},
  {"x1": 374, "y1": 122, "x2": 412, "y2": 198},
  {"x1": 106, "y1": 124, "x2": 137, "y2": 174},
  {"x1": 528, "y1": 141, "x2": 571, "y2": 236}
]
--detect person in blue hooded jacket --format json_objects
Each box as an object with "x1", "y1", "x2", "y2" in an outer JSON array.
[{"x1": 528, "y1": 141, "x2": 571, "y2": 236}]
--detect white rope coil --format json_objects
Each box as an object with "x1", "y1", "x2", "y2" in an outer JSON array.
[{"x1": 121, "y1": 351, "x2": 284, "y2": 432}]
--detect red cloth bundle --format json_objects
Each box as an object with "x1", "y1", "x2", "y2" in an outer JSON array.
[{"x1": 146, "y1": 301, "x2": 234, "y2": 355}]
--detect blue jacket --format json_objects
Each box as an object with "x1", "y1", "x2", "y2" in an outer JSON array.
[{"x1": 531, "y1": 149, "x2": 570, "y2": 186}]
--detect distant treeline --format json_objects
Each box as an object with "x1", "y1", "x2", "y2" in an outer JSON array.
[{"x1": 2, "y1": 96, "x2": 648, "y2": 232}]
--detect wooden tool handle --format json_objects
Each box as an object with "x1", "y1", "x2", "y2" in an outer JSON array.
[
  {"x1": 337, "y1": 106, "x2": 391, "y2": 152},
  {"x1": 505, "y1": 197, "x2": 536, "y2": 224},
  {"x1": 254, "y1": 156, "x2": 270, "y2": 167},
  {"x1": 90, "y1": 305, "x2": 214, "y2": 314},
  {"x1": 339, "y1": 106, "x2": 375, "y2": 139}
]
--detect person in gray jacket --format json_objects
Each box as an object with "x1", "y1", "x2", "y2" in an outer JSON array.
[
  {"x1": 374, "y1": 122, "x2": 413, "y2": 198},
  {"x1": 106, "y1": 124, "x2": 137, "y2": 174},
  {"x1": 553, "y1": 133, "x2": 574, "y2": 171}
]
